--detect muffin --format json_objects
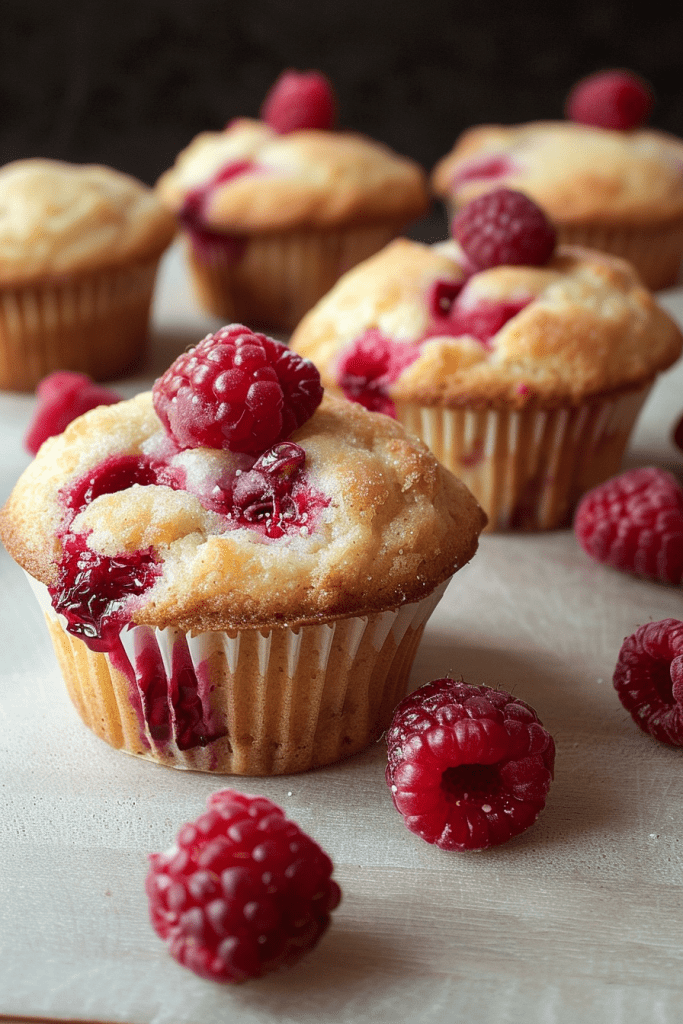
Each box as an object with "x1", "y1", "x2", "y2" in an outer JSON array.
[
  {"x1": 289, "y1": 235, "x2": 683, "y2": 531},
  {"x1": 431, "y1": 121, "x2": 683, "y2": 290},
  {"x1": 0, "y1": 158, "x2": 176, "y2": 391},
  {"x1": 155, "y1": 117, "x2": 429, "y2": 332},
  {"x1": 0, "y1": 325, "x2": 485, "y2": 775}
]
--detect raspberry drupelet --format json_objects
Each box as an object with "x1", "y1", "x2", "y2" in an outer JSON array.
[
  {"x1": 613, "y1": 619, "x2": 683, "y2": 745},
  {"x1": 574, "y1": 467, "x2": 683, "y2": 585},
  {"x1": 452, "y1": 188, "x2": 557, "y2": 272},
  {"x1": 386, "y1": 678, "x2": 555, "y2": 852},
  {"x1": 152, "y1": 324, "x2": 323, "y2": 454},
  {"x1": 146, "y1": 790, "x2": 341, "y2": 982}
]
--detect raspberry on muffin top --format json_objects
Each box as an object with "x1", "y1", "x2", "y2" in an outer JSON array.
[{"x1": 0, "y1": 326, "x2": 485, "y2": 639}]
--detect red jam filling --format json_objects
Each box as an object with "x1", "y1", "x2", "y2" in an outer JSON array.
[
  {"x1": 336, "y1": 282, "x2": 532, "y2": 416},
  {"x1": 179, "y1": 159, "x2": 256, "y2": 262},
  {"x1": 336, "y1": 329, "x2": 421, "y2": 417},
  {"x1": 449, "y1": 154, "x2": 516, "y2": 189},
  {"x1": 49, "y1": 445, "x2": 328, "y2": 750}
]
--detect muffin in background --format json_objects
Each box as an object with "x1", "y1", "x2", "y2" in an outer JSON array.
[
  {"x1": 0, "y1": 158, "x2": 176, "y2": 391},
  {"x1": 431, "y1": 115, "x2": 683, "y2": 291},
  {"x1": 155, "y1": 74, "x2": 429, "y2": 333},
  {"x1": 0, "y1": 325, "x2": 485, "y2": 775},
  {"x1": 289, "y1": 234, "x2": 683, "y2": 531}
]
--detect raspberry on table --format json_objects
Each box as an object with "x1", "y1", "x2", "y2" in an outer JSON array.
[
  {"x1": 565, "y1": 69, "x2": 654, "y2": 130},
  {"x1": 146, "y1": 790, "x2": 341, "y2": 983},
  {"x1": 152, "y1": 325, "x2": 323, "y2": 454},
  {"x1": 452, "y1": 188, "x2": 557, "y2": 271},
  {"x1": 261, "y1": 69, "x2": 336, "y2": 134},
  {"x1": 574, "y1": 467, "x2": 683, "y2": 585},
  {"x1": 613, "y1": 619, "x2": 683, "y2": 745},
  {"x1": 385, "y1": 678, "x2": 555, "y2": 852},
  {"x1": 24, "y1": 371, "x2": 121, "y2": 456}
]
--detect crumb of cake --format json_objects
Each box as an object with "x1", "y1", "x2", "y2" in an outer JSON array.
[
  {"x1": 452, "y1": 188, "x2": 557, "y2": 271},
  {"x1": 613, "y1": 619, "x2": 683, "y2": 745},
  {"x1": 260, "y1": 69, "x2": 336, "y2": 134},
  {"x1": 25, "y1": 371, "x2": 121, "y2": 456},
  {"x1": 146, "y1": 789, "x2": 341, "y2": 982},
  {"x1": 574, "y1": 467, "x2": 683, "y2": 584},
  {"x1": 385, "y1": 677, "x2": 555, "y2": 851},
  {"x1": 565, "y1": 68, "x2": 654, "y2": 130},
  {"x1": 152, "y1": 324, "x2": 323, "y2": 454}
]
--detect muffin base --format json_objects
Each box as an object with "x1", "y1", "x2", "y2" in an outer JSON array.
[
  {"x1": 184, "y1": 219, "x2": 408, "y2": 333},
  {"x1": 396, "y1": 385, "x2": 651, "y2": 531},
  {"x1": 0, "y1": 257, "x2": 163, "y2": 391},
  {"x1": 558, "y1": 221, "x2": 683, "y2": 291},
  {"x1": 28, "y1": 575, "x2": 447, "y2": 776}
]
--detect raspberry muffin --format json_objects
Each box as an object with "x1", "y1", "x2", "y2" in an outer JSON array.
[
  {"x1": 289, "y1": 204, "x2": 682, "y2": 531},
  {"x1": 431, "y1": 121, "x2": 683, "y2": 290},
  {"x1": 155, "y1": 76, "x2": 428, "y2": 332},
  {"x1": 0, "y1": 325, "x2": 485, "y2": 775},
  {"x1": 0, "y1": 158, "x2": 176, "y2": 391}
]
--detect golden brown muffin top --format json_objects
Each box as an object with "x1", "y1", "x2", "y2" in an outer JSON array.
[
  {"x1": 431, "y1": 122, "x2": 683, "y2": 226},
  {"x1": 0, "y1": 159, "x2": 177, "y2": 287},
  {"x1": 290, "y1": 238, "x2": 683, "y2": 408},
  {"x1": 0, "y1": 391, "x2": 485, "y2": 632},
  {"x1": 155, "y1": 118, "x2": 429, "y2": 232}
]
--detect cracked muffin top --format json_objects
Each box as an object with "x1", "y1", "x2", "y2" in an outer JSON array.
[{"x1": 289, "y1": 237, "x2": 683, "y2": 410}]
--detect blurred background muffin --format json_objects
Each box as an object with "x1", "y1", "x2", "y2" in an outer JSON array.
[{"x1": 2, "y1": 1, "x2": 682, "y2": 263}]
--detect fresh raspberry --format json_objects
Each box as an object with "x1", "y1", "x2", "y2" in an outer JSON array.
[
  {"x1": 261, "y1": 69, "x2": 336, "y2": 134},
  {"x1": 452, "y1": 188, "x2": 557, "y2": 271},
  {"x1": 613, "y1": 619, "x2": 683, "y2": 745},
  {"x1": 574, "y1": 467, "x2": 683, "y2": 584},
  {"x1": 385, "y1": 678, "x2": 555, "y2": 852},
  {"x1": 673, "y1": 412, "x2": 683, "y2": 453},
  {"x1": 565, "y1": 69, "x2": 654, "y2": 130},
  {"x1": 25, "y1": 371, "x2": 121, "y2": 455},
  {"x1": 152, "y1": 325, "x2": 323, "y2": 454},
  {"x1": 145, "y1": 790, "x2": 341, "y2": 983}
]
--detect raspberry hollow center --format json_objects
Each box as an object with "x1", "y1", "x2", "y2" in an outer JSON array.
[{"x1": 441, "y1": 763, "x2": 502, "y2": 805}]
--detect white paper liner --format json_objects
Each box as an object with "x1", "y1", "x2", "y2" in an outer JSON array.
[
  {"x1": 26, "y1": 574, "x2": 448, "y2": 776},
  {"x1": 396, "y1": 385, "x2": 651, "y2": 531},
  {"x1": 0, "y1": 257, "x2": 161, "y2": 391},
  {"x1": 184, "y1": 219, "x2": 407, "y2": 332}
]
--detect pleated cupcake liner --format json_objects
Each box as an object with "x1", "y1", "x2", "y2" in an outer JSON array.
[
  {"x1": 0, "y1": 257, "x2": 163, "y2": 391},
  {"x1": 183, "y1": 219, "x2": 407, "y2": 333},
  {"x1": 27, "y1": 573, "x2": 448, "y2": 776},
  {"x1": 396, "y1": 385, "x2": 651, "y2": 531},
  {"x1": 557, "y1": 222, "x2": 683, "y2": 291}
]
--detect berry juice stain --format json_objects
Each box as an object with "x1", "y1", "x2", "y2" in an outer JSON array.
[
  {"x1": 449, "y1": 154, "x2": 516, "y2": 188},
  {"x1": 179, "y1": 160, "x2": 256, "y2": 263},
  {"x1": 336, "y1": 281, "x2": 532, "y2": 415},
  {"x1": 49, "y1": 444, "x2": 326, "y2": 751}
]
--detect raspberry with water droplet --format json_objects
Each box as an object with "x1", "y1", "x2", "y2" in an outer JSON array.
[
  {"x1": 452, "y1": 188, "x2": 557, "y2": 271},
  {"x1": 386, "y1": 678, "x2": 555, "y2": 851},
  {"x1": 152, "y1": 325, "x2": 323, "y2": 454},
  {"x1": 146, "y1": 789, "x2": 341, "y2": 983}
]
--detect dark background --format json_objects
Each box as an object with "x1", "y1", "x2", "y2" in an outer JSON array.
[{"x1": 1, "y1": 0, "x2": 682, "y2": 194}]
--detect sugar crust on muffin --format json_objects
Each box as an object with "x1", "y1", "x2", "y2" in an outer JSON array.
[
  {"x1": 431, "y1": 122, "x2": 683, "y2": 227},
  {"x1": 0, "y1": 158, "x2": 177, "y2": 285},
  {"x1": 290, "y1": 237, "x2": 683, "y2": 408},
  {"x1": 0, "y1": 391, "x2": 485, "y2": 632},
  {"x1": 155, "y1": 118, "x2": 429, "y2": 232}
]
